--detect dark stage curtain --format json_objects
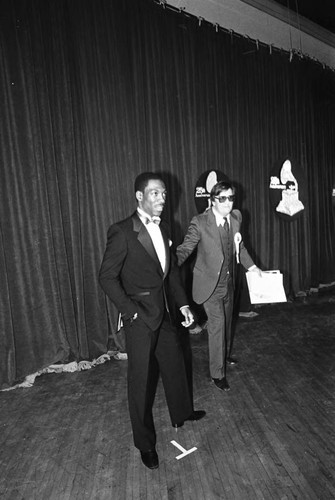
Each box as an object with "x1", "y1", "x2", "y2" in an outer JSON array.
[{"x1": 1, "y1": 0, "x2": 335, "y2": 388}]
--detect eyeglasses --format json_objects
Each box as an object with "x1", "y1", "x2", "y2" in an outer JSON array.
[{"x1": 214, "y1": 195, "x2": 235, "y2": 203}]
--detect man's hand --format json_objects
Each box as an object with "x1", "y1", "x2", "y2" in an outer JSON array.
[
  {"x1": 249, "y1": 265, "x2": 263, "y2": 277},
  {"x1": 180, "y1": 306, "x2": 194, "y2": 328}
]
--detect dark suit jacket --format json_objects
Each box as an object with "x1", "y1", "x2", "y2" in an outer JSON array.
[
  {"x1": 99, "y1": 211, "x2": 188, "y2": 331},
  {"x1": 177, "y1": 208, "x2": 255, "y2": 304}
]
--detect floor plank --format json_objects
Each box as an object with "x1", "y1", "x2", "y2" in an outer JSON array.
[{"x1": 1, "y1": 288, "x2": 335, "y2": 499}]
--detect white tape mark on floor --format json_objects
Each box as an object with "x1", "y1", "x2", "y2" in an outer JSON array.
[{"x1": 171, "y1": 440, "x2": 197, "y2": 460}]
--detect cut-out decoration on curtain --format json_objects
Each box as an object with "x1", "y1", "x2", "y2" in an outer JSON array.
[
  {"x1": 269, "y1": 159, "x2": 305, "y2": 221},
  {"x1": 194, "y1": 170, "x2": 230, "y2": 214}
]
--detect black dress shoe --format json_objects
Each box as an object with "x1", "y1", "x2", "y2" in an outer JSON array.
[
  {"x1": 212, "y1": 377, "x2": 230, "y2": 391},
  {"x1": 173, "y1": 410, "x2": 206, "y2": 428},
  {"x1": 140, "y1": 449, "x2": 159, "y2": 469},
  {"x1": 227, "y1": 356, "x2": 238, "y2": 365}
]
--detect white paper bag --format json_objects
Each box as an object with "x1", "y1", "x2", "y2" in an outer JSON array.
[{"x1": 246, "y1": 270, "x2": 287, "y2": 304}]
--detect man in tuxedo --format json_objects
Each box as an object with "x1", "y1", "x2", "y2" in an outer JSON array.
[
  {"x1": 177, "y1": 181, "x2": 262, "y2": 392},
  {"x1": 99, "y1": 172, "x2": 205, "y2": 470}
]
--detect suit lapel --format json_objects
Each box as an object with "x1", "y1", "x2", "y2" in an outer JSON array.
[
  {"x1": 207, "y1": 209, "x2": 222, "y2": 254},
  {"x1": 229, "y1": 211, "x2": 239, "y2": 254}
]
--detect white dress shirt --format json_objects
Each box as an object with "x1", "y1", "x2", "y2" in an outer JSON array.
[
  {"x1": 137, "y1": 208, "x2": 166, "y2": 271},
  {"x1": 212, "y1": 208, "x2": 230, "y2": 227}
]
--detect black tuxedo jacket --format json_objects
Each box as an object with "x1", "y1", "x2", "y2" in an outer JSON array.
[{"x1": 99, "y1": 211, "x2": 188, "y2": 331}]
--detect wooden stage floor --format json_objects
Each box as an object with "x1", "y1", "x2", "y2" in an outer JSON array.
[{"x1": 1, "y1": 288, "x2": 335, "y2": 499}]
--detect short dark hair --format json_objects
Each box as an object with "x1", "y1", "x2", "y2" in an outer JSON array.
[
  {"x1": 210, "y1": 181, "x2": 236, "y2": 201},
  {"x1": 134, "y1": 172, "x2": 163, "y2": 193}
]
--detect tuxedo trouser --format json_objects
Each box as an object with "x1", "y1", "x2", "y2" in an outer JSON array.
[
  {"x1": 203, "y1": 273, "x2": 234, "y2": 379},
  {"x1": 124, "y1": 315, "x2": 193, "y2": 451}
]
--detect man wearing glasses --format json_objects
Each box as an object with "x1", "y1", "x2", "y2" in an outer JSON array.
[{"x1": 177, "y1": 181, "x2": 262, "y2": 392}]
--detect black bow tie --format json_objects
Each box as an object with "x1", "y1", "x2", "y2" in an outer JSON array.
[{"x1": 146, "y1": 216, "x2": 161, "y2": 225}]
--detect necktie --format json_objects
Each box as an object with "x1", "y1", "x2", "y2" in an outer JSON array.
[{"x1": 223, "y1": 217, "x2": 229, "y2": 232}]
